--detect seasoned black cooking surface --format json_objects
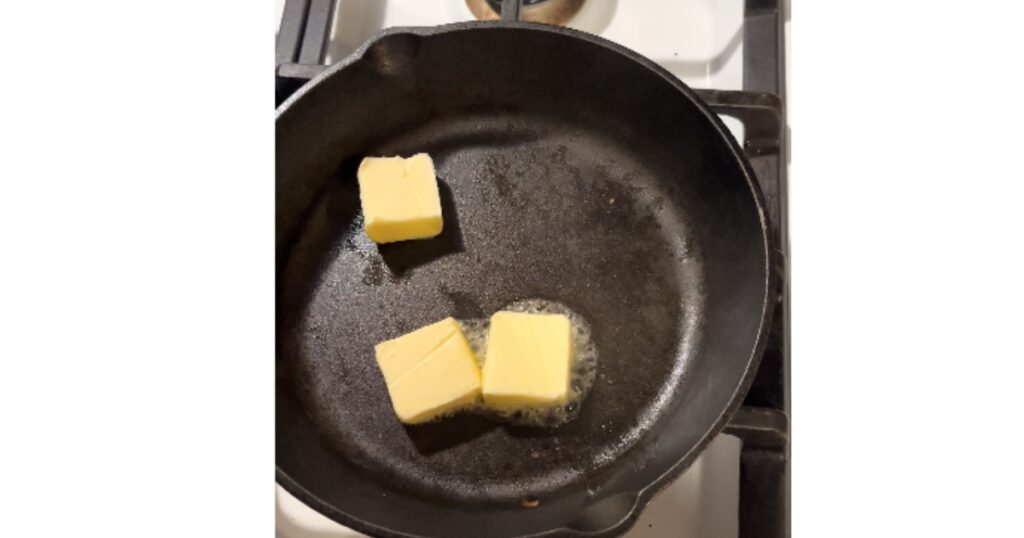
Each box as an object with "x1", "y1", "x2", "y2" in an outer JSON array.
[{"x1": 279, "y1": 113, "x2": 703, "y2": 501}]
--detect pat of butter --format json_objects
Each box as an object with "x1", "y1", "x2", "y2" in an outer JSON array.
[
  {"x1": 374, "y1": 317, "x2": 481, "y2": 424},
  {"x1": 482, "y1": 312, "x2": 573, "y2": 409},
  {"x1": 357, "y1": 153, "x2": 443, "y2": 244}
]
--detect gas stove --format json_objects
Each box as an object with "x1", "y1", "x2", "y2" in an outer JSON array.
[{"x1": 275, "y1": 1, "x2": 788, "y2": 536}]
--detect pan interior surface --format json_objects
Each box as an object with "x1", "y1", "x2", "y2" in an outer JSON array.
[{"x1": 277, "y1": 25, "x2": 769, "y2": 538}]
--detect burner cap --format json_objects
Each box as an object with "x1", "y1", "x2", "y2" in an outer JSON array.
[{"x1": 467, "y1": 0, "x2": 584, "y2": 26}]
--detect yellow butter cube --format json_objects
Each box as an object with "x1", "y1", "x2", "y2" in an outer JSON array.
[
  {"x1": 374, "y1": 318, "x2": 481, "y2": 424},
  {"x1": 357, "y1": 153, "x2": 443, "y2": 244},
  {"x1": 482, "y1": 312, "x2": 573, "y2": 410}
]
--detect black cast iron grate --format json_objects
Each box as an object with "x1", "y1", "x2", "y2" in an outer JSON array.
[{"x1": 275, "y1": 1, "x2": 789, "y2": 536}]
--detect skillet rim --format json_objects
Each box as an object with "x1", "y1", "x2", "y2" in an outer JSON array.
[{"x1": 275, "y1": 20, "x2": 776, "y2": 538}]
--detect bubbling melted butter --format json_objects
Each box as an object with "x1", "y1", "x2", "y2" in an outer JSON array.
[{"x1": 455, "y1": 299, "x2": 598, "y2": 427}]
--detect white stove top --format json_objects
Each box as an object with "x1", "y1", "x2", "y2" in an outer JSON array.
[
  {"x1": 275, "y1": 2, "x2": 749, "y2": 536},
  {"x1": 321, "y1": 0, "x2": 743, "y2": 91}
]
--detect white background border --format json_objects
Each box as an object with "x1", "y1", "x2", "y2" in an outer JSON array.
[{"x1": 1, "y1": 1, "x2": 1023, "y2": 536}]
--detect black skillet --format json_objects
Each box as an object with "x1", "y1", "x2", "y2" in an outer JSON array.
[{"x1": 276, "y1": 3, "x2": 773, "y2": 536}]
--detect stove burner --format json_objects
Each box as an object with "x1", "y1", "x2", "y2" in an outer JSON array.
[{"x1": 468, "y1": 0, "x2": 585, "y2": 26}]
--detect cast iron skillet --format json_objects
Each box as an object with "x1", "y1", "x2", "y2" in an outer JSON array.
[{"x1": 276, "y1": 13, "x2": 773, "y2": 538}]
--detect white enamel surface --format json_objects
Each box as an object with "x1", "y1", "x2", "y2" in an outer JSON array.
[
  {"x1": 316, "y1": 0, "x2": 743, "y2": 90},
  {"x1": 276, "y1": 1, "x2": 749, "y2": 536}
]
